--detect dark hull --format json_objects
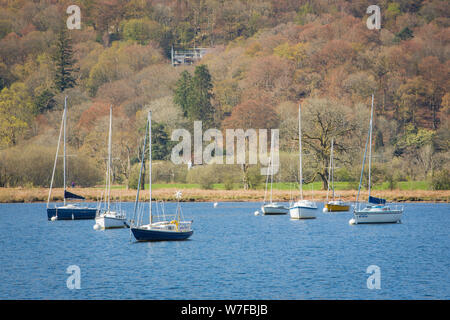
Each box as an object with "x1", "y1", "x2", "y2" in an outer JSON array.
[
  {"x1": 263, "y1": 212, "x2": 287, "y2": 215},
  {"x1": 47, "y1": 207, "x2": 97, "y2": 220},
  {"x1": 131, "y1": 227, "x2": 193, "y2": 241}
]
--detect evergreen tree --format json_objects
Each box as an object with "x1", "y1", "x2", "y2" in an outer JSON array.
[
  {"x1": 152, "y1": 122, "x2": 173, "y2": 160},
  {"x1": 174, "y1": 70, "x2": 192, "y2": 117},
  {"x1": 174, "y1": 65, "x2": 215, "y2": 127},
  {"x1": 34, "y1": 89, "x2": 56, "y2": 113},
  {"x1": 190, "y1": 64, "x2": 215, "y2": 127},
  {"x1": 53, "y1": 25, "x2": 78, "y2": 93}
]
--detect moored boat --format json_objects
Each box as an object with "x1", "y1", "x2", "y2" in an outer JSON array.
[
  {"x1": 323, "y1": 138, "x2": 350, "y2": 213},
  {"x1": 350, "y1": 95, "x2": 403, "y2": 225},
  {"x1": 130, "y1": 111, "x2": 193, "y2": 241},
  {"x1": 289, "y1": 103, "x2": 317, "y2": 219},
  {"x1": 325, "y1": 200, "x2": 350, "y2": 212},
  {"x1": 261, "y1": 130, "x2": 288, "y2": 215},
  {"x1": 46, "y1": 96, "x2": 97, "y2": 221},
  {"x1": 94, "y1": 106, "x2": 127, "y2": 229}
]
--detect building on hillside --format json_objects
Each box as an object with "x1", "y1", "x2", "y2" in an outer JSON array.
[{"x1": 171, "y1": 46, "x2": 210, "y2": 66}]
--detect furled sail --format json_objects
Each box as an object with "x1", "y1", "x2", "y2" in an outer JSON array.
[
  {"x1": 64, "y1": 190, "x2": 85, "y2": 200},
  {"x1": 368, "y1": 196, "x2": 386, "y2": 205}
]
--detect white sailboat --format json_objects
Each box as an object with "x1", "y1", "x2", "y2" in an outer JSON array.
[
  {"x1": 289, "y1": 103, "x2": 317, "y2": 219},
  {"x1": 261, "y1": 130, "x2": 288, "y2": 215},
  {"x1": 323, "y1": 138, "x2": 350, "y2": 212},
  {"x1": 47, "y1": 96, "x2": 97, "y2": 220},
  {"x1": 130, "y1": 111, "x2": 193, "y2": 241},
  {"x1": 349, "y1": 95, "x2": 403, "y2": 225},
  {"x1": 94, "y1": 106, "x2": 127, "y2": 229}
]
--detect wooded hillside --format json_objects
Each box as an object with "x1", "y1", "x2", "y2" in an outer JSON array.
[{"x1": 0, "y1": 0, "x2": 448, "y2": 190}]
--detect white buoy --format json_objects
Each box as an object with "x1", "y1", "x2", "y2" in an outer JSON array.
[
  {"x1": 254, "y1": 210, "x2": 260, "y2": 216},
  {"x1": 213, "y1": 202, "x2": 218, "y2": 208},
  {"x1": 51, "y1": 216, "x2": 57, "y2": 221},
  {"x1": 93, "y1": 224, "x2": 100, "y2": 230},
  {"x1": 349, "y1": 218, "x2": 356, "y2": 225},
  {"x1": 322, "y1": 207, "x2": 328, "y2": 213}
]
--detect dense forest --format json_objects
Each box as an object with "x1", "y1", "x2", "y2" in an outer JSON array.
[{"x1": 0, "y1": 0, "x2": 448, "y2": 191}]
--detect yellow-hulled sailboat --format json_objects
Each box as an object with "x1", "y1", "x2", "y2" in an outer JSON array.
[{"x1": 323, "y1": 138, "x2": 350, "y2": 212}]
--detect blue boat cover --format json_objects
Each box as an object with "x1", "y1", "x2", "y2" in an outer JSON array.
[
  {"x1": 64, "y1": 190, "x2": 85, "y2": 200},
  {"x1": 369, "y1": 196, "x2": 386, "y2": 205}
]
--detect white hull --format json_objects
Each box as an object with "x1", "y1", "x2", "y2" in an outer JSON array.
[
  {"x1": 350, "y1": 207, "x2": 403, "y2": 224},
  {"x1": 289, "y1": 200, "x2": 317, "y2": 219},
  {"x1": 261, "y1": 203, "x2": 288, "y2": 215},
  {"x1": 95, "y1": 213, "x2": 127, "y2": 229},
  {"x1": 141, "y1": 220, "x2": 193, "y2": 233},
  {"x1": 289, "y1": 207, "x2": 317, "y2": 219}
]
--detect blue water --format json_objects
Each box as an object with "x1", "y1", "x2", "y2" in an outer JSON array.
[{"x1": 0, "y1": 202, "x2": 448, "y2": 299}]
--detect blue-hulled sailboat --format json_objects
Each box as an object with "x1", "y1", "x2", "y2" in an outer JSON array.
[
  {"x1": 46, "y1": 96, "x2": 97, "y2": 221},
  {"x1": 130, "y1": 111, "x2": 193, "y2": 241}
]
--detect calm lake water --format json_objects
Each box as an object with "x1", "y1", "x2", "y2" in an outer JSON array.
[{"x1": 0, "y1": 202, "x2": 448, "y2": 299}]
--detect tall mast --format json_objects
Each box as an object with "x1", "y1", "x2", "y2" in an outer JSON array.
[
  {"x1": 148, "y1": 111, "x2": 152, "y2": 225},
  {"x1": 63, "y1": 96, "x2": 67, "y2": 206},
  {"x1": 298, "y1": 104, "x2": 303, "y2": 200},
  {"x1": 355, "y1": 106, "x2": 371, "y2": 208},
  {"x1": 326, "y1": 145, "x2": 331, "y2": 204},
  {"x1": 47, "y1": 108, "x2": 65, "y2": 208},
  {"x1": 331, "y1": 138, "x2": 335, "y2": 201},
  {"x1": 368, "y1": 94, "x2": 374, "y2": 199},
  {"x1": 132, "y1": 120, "x2": 148, "y2": 226},
  {"x1": 107, "y1": 105, "x2": 112, "y2": 212},
  {"x1": 269, "y1": 130, "x2": 275, "y2": 204}
]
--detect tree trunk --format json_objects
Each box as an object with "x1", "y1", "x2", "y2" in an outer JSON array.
[{"x1": 241, "y1": 164, "x2": 249, "y2": 190}]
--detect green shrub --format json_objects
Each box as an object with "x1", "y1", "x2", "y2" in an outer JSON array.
[{"x1": 431, "y1": 170, "x2": 450, "y2": 190}]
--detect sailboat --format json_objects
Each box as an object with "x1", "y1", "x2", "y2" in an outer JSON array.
[
  {"x1": 289, "y1": 103, "x2": 317, "y2": 219},
  {"x1": 94, "y1": 106, "x2": 127, "y2": 229},
  {"x1": 130, "y1": 111, "x2": 193, "y2": 241},
  {"x1": 261, "y1": 130, "x2": 288, "y2": 215},
  {"x1": 47, "y1": 96, "x2": 97, "y2": 220},
  {"x1": 349, "y1": 95, "x2": 403, "y2": 224},
  {"x1": 323, "y1": 138, "x2": 350, "y2": 212}
]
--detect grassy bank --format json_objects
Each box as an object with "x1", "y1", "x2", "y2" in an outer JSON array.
[
  {"x1": 0, "y1": 186, "x2": 448, "y2": 203},
  {"x1": 110, "y1": 181, "x2": 433, "y2": 191}
]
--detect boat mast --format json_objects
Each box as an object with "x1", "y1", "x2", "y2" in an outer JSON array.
[
  {"x1": 47, "y1": 108, "x2": 65, "y2": 208},
  {"x1": 368, "y1": 94, "x2": 374, "y2": 200},
  {"x1": 331, "y1": 138, "x2": 335, "y2": 201},
  {"x1": 325, "y1": 146, "x2": 331, "y2": 204},
  {"x1": 263, "y1": 152, "x2": 270, "y2": 205},
  {"x1": 107, "y1": 105, "x2": 112, "y2": 212},
  {"x1": 355, "y1": 95, "x2": 373, "y2": 210},
  {"x1": 63, "y1": 96, "x2": 67, "y2": 206},
  {"x1": 132, "y1": 120, "x2": 148, "y2": 227},
  {"x1": 298, "y1": 104, "x2": 303, "y2": 200},
  {"x1": 269, "y1": 130, "x2": 275, "y2": 204},
  {"x1": 148, "y1": 111, "x2": 152, "y2": 225}
]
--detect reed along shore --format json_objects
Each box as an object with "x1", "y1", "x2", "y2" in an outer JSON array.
[{"x1": 0, "y1": 187, "x2": 448, "y2": 203}]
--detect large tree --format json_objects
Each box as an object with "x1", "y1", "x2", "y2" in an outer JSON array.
[
  {"x1": 174, "y1": 70, "x2": 193, "y2": 117},
  {"x1": 174, "y1": 64, "x2": 215, "y2": 127},
  {"x1": 300, "y1": 99, "x2": 358, "y2": 190},
  {"x1": 0, "y1": 82, "x2": 33, "y2": 147},
  {"x1": 53, "y1": 25, "x2": 78, "y2": 93}
]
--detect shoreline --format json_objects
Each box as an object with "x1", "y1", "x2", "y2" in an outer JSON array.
[{"x1": 0, "y1": 187, "x2": 448, "y2": 203}]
